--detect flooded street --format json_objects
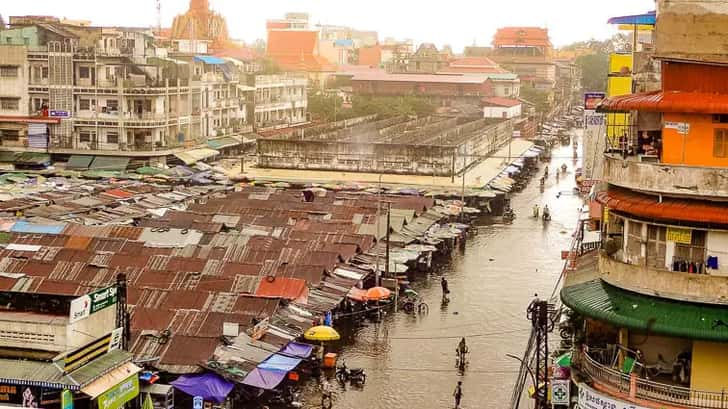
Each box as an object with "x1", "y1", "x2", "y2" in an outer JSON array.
[{"x1": 303, "y1": 133, "x2": 584, "y2": 409}]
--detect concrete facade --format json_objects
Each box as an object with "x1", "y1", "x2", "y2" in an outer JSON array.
[
  {"x1": 254, "y1": 74, "x2": 308, "y2": 130},
  {"x1": 655, "y1": 0, "x2": 728, "y2": 63}
]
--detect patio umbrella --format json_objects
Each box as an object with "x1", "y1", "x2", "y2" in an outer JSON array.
[
  {"x1": 365, "y1": 286, "x2": 391, "y2": 301},
  {"x1": 303, "y1": 325, "x2": 341, "y2": 342}
]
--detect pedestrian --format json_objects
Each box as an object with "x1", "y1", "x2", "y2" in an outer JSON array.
[
  {"x1": 453, "y1": 381, "x2": 463, "y2": 408},
  {"x1": 321, "y1": 378, "x2": 333, "y2": 409},
  {"x1": 441, "y1": 276, "x2": 450, "y2": 295}
]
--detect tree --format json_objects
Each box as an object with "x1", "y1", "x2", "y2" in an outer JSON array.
[
  {"x1": 576, "y1": 53, "x2": 609, "y2": 92},
  {"x1": 519, "y1": 86, "x2": 551, "y2": 115},
  {"x1": 308, "y1": 93, "x2": 344, "y2": 122},
  {"x1": 259, "y1": 57, "x2": 282, "y2": 75}
]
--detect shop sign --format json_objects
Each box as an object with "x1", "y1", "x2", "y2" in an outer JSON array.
[
  {"x1": 62, "y1": 330, "x2": 117, "y2": 374},
  {"x1": 193, "y1": 396, "x2": 204, "y2": 409},
  {"x1": 62, "y1": 389, "x2": 74, "y2": 409},
  {"x1": 667, "y1": 227, "x2": 692, "y2": 244},
  {"x1": 50, "y1": 110, "x2": 70, "y2": 118},
  {"x1": 664, "y1": 121, "x2": 690, "y2": 135},
  {"x1": 578, "y1": 383, "x2": 650, "y2": 409},
  {"x1": 108, "y1": 327, "x2": 124, "y2": 352},
  {"x1": 602, "y1": 206, "x2": 609, "y2": 224},
  {"x1": 551, "y1": 380, "x2": 570, "y2": 406},
  {"x1": 69, "y1": 286, "x2": 118, "y2": 323},
  {"x1": 97, "y1": 375, "x2": 139, "y2": 409},
  {"x1": 0, "y1": 384, "x2": 42, "y2": 407},
  {"x1": 584, "y1": 92, "x2": 606, "y2": 110}
]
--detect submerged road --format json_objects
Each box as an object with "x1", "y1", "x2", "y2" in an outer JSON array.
[{"x1": 300, "y1": 133, "x2": 584, "y2": 409}]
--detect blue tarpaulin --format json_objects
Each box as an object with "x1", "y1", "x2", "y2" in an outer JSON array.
[
  {"x1": 257, "y1": 354, "x2": 302, "y2": 372},
  {"x1": 334, "y1": 39, "x2": 354, "y2": 47},
  {"x1": 242, "y1": 368, "x2": 287, "y2": 390},
  {"x1": 11, "y1": 221, "x2": 65, "y2": 235},
  {"x1": 171, "y1": 372, "x2": 234, "y2": 403},
  {"x1": 279, "y1": 342, "x2": 314, "y2": 359},
  {"x1": 607, "y1": 10, "x2": 656, "y2": 25},
  {"x1": 194, "y1": 55, "x2": 226, "y2": 65}
]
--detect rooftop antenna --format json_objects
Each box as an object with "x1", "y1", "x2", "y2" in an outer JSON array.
[{"x1": 154, "y1": 0, "x2": 162, "y2": 35}]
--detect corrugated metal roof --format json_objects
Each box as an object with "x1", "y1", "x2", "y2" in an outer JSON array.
[
  {"x1": 598, "y1": 90, "x2": 728, "y2": 114},
  {"x1": 561, "y1": 279, "x2": 728, "y2": 342},
  {"x1": 159, "y1": 335, "x2": 219, "y2": 366},
  {"x1": 255, "y1": 277, "x2": 307, "y2": 300}
]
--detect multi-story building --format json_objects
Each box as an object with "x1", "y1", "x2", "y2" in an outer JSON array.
[
  {"x1": 0, "y1": 19, "x2": 255, "y2": 167},
  {"x1": 254, "y1": 74, "x2": 308, "y2": 131},
  {"x1": 564, "y1": 3, "x2": 728, "y2": 409},
  {"x1": 388, "y1": 43, "x2": 449, "y2": 74},
  {"x1": 490, "y1": 27, "x2": 555, "y2": 94}
]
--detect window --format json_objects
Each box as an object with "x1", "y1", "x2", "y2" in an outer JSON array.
[
  {"x1": 79, "y1": 66, "x2": 90, "y2": 79},
  {"x1": 646, "y1": 225, "x2": 667, "y2": 269},
  {"x1": 674, "y1": 230, "x2": 706, "y2": 263},
  {"x1": 714, "y1": 129, "x2": 728, "y2": 158},
  {"x1": 106, "y1": 100, "x2": 119, "y2": 112},
  {"x1": 106, "y1": 132, "x2": 119, "y2": 144},
  {"x1": 79, "y1": 131, "x2": 93, "y2": 143},
  {"x1": 626, "y1": 220, "x2": 643, "y2": 264},
  {"x1": 0, "y1": 66, "x2": 18, "y2": 77},
  {"x1": 0, "y1": 129, "x2": 19, "y2": 141},
  {"x1": 0, "y1": 98, "x2": 19, "y2": 110},
  {"x1": 79, "y1": 99, "x2": 91, "y2": 111},
  {"x1": 33, "y1": 98, "x2": 49, "y2": 111},
  {"x1": 41, "y1": 67, "x2": 49, "y2": 79}
]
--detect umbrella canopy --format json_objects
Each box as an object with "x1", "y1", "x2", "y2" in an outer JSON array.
[
  {"x1": 303, "y1": 325, "x2": 341, "y2": 341},
  {"x1": 365, "y1": 286, "x2": 391, "y2": 301}
]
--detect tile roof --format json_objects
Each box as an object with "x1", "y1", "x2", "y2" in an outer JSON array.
[
  {"x1": 598, "y1": 90, "x2": 728, "y2": 114},
  {"x1": 493, "y1": 27, "x2": 551, "y2": 48}
]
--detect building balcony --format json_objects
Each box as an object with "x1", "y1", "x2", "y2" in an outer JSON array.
[
  {"x1": 576, "y1": 348, "x2": 725, "y2": 409},
  {"x1": 602, "y1": 153, "x2": 728, "y2": 198},
  {"x1": 599, "y1": 253, "x2": 728, "y2": 305}
]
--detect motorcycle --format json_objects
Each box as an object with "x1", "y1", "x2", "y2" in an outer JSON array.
[
  {"x1": 503, "y1": 208, "x2": 516, "y2": 224},
  {"x1": 337, "y1": 362, "x2": 366, "y2": 385},
  {"x1": 542, "y1": 211, "x2": 551, "y2": 223},
  {"x1": 268, "y1": 386, "x2": 303, "y2": 408}
]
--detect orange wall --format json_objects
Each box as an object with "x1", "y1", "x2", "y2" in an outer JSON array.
[{"x1": 662, "y1": 112, "x2": 728, "y2": 167}]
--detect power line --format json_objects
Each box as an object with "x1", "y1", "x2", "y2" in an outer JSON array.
[{"x1": 388, "y1": 328, "x2": 530, "y2": 340}]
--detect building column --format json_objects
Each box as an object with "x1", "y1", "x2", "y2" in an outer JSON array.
[{"x1": 618, "y1": 327, "x2": 629, "y2": 368}]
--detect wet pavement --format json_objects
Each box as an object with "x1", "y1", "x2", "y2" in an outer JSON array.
[{"x1": 301, "y1": 132, "x2": 584, "y2": 409}]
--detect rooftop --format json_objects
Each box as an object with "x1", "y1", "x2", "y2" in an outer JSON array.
[{"x1": 493, "y1": 27, "x2": 551, "y2": 48}]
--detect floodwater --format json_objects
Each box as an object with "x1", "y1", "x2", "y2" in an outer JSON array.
[{"x1": 300, "y1": 132, "x2": 584, "y2": 409}]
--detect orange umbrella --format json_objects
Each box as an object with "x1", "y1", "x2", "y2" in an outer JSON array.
[{"x1": 365, "y1": 286, "x2": 391, "y2": 301}]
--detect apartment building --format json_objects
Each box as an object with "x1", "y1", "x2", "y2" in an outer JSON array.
[
  {"x1": 0, "y1": 19, "x2": 256, "y2": 167},
  {"x1": 254, "y1": 74, "x2": 308, "y2": 131}
]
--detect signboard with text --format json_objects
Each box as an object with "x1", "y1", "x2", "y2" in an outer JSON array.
[
  {"x1": 97, "y1": 375, "x2": 139, "y2": 409},
  {"x1": 69, "y1": 286, "x2": 118, "y2": 323},
  {"x1": 0, "y1": 384, "x2": 42, "y2": 407},
  {"x1": 578, "y1": 383, "x2": 649, "y2": 409},
  {"x1": 551, "y1": 380, "x2": 570, "y2": 406},
  {"x1": 667, "y1": 227, "x2": 692, "y2": 244},
  {"x1": 584, "y1": 92, "x2": 606, "y2": 110}
]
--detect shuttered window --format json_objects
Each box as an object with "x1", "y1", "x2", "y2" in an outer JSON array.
[{"x1": 714, "y1": 129, "x2": 728, "y2": 158}]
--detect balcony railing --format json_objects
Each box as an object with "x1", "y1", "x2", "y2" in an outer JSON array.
[{"x1": 578, "y1": 349, "x2": 727, "y2": 409}]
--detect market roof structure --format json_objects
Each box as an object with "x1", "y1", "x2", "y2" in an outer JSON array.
[{"x1": 598, "y1": 90, "x2": 728, "y2": 114}]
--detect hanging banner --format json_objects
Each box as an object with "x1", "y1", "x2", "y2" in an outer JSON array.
[
  {"x1": 578, "y1": 383, "x2": 650, "y2": 409},
  {"x1": 666, "y1": 227, "x2": 692, "y2": 244},
  {"x1": 0, "y1": 384, "x2": 42, "y2": 407},
  {"x1": 62, "y1": 390, "x2": 74, "y2": 409}
]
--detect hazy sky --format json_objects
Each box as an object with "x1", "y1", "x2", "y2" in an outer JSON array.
[{"x1": 3, "y1": 0, "x2": 655, "y2": 50}]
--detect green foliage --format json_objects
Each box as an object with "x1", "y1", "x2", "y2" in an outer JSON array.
[
  {"x1": 308, "y1": 95, "x2": 436, "y2": 122},
  {"x1": 259, "y1": 57, "x2": 282, "y2": 75},
  {"x1": 519, "y1": 86, "x2": 551, "y2": 115},
  {"x1": 308, "y1": 93, "x2": 344, "y2": 122},
  {"x1": 576, "y1": 53, "x2": 609, "y2": 93}
]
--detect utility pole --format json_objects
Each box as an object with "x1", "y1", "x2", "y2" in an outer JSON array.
[
  {"x1": 385, "y1": 202, "x2": 391, "y2": 278},
  {"x1": 116, "y1": 273, "x2": 130, "y2": 350},
  {"x1": 527, "y1": 297, "x2": 556, "y2": 409}
]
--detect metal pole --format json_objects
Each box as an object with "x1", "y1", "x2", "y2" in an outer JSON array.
[
  {"x1": 461, "y1": 154, "x2": 466, "y2": 223},
  {"x1": 116, "y1": 273, "x2": 129, "y2": 350},
  {"x1": 385, "y1": 202, "x2": 391, "y2": 279}
]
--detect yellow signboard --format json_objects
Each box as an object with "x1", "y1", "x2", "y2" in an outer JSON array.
[
  {"x1": 603, "y1": 206, "x2": 609, "y2": 223},
  {"x1": 667, "y1": 227, "x2": 692, "y2": 244}
]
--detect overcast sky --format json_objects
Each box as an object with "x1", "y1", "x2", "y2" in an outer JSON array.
[{"x1": 3, "y1": 0, "x2": 655, "y2": 51}]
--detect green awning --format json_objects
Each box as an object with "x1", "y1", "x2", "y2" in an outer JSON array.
[
  {"x1": 67, "y1": 155, "x2": 94, "y2": 170},
  {"x1": 0, "y1": 151, "x2": 18, "y2": 162},
  {"x1": 561, "y1": 279, "x2": 728, "y2": 342},
  {"x1": 15, "y1": 152, "x2": 50, "y2": 165},
  {"x1": 135, "y1": 166, "x2": 165, "y2": 175},
  {"x1": 89, "y1": 156, "x2": 130, "y2": 171},
  {"x1": 173, "y1": 148, "x2": 219, "y2": 165},
  {"x1": 207, "y1": 137, "x2": 241, "y2": 150}
]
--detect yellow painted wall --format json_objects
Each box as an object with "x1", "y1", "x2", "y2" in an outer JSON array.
[
  {"x1": 609, "y1": 53, "x2": 633, "y2": 74},
  {"x1": 662, "y1": 112, "x2": 728, "y2": 167},
  {"x1": 691, "y1": 341, "x2": 728, "y2": 391},
  {"x1": 607, "y1": 76, "x2": 632, "y2": 97},
  {"x1": 605, "y1": 76, "x2": 633, "y2": 145}
]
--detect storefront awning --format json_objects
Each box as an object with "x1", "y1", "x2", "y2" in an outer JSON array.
[
  {"x1": 257, "y1": 354, "x2": 302, "y2": 372},
  {"x1": 90, "y1": 156, "x2": 130, "y2": 171},
  {"x1": 171, "y1": 372, "x2": 234, "y2": 404},
  {"x1": 206, "y1": 137, "x2": 241, "y2": 150},
  {"x1": 81, "y1": 362, "x2": 142, "y2": 399},
  {"x1": 561, "y1": 279, "x2": 728, "y2": 342},
  {"x1": 241, "y1": 368, "x2": 287, "y2": 390},
  {"x1": 597, "y1": 91, "x2": 728, "y2": 114},
  {"x1": 173, "y1": 148, "x2": 219, "y2": 165},
  {"x1": 596, "y1": 187, "x2": 728, "y2": 225},
  {"x1": 67, "y1": 155, "x2": 94, "y2": 170},
  {"x1": 15, "y1": 152, "x2": 50, "y2": 166}
]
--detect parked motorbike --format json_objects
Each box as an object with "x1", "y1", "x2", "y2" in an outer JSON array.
[
  {"x1": 337, "y1": 362, "x2": 366, "y2": 385},
  {"x1": 268, "y1": 386, "x2": 303, "y2": 408},
  {"x1": 503, "y1": 208, "x2": 516, "y2": 224}
]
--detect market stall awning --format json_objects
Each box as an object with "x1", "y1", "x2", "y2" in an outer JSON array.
[
  {"x1": 597, "y1": 91, "x2": 728, "y2": 114},
  {"x1": 173, "y1": 148, "x2": 219, "y2": 165},
  {"x1": 193, "y1": 55, "x2": 226, "y2": 65},
  {"x1": 241, "y1": 368, "x2": 287, "y2": 390},
  {"x1": 206, "y1": 137, "x2": 241, "y2": 150},
  {"x1": 67, "y1": 155, "x2": 94, "y2": 170},
  {"x1": 171, "y1": 372, "x2": 234, "y2": 404},
  {"x1": 15, "y1": 152, "x2": 50, "y2": 166},
  {"x1": 279, "y1": 342, "x2": 313, "y2": 359},
  {"x1": 90, "y1": 156, "x2": 130, "y2": 171},
  {"x1": 607, "y1": 10, "x2": 656, "y2": 25},
  {"x1": 561, "y1": 279, "x2": 728, "y2": 342},
  {"x1": 80, "y1": 362, "x2": 142, "y2": 398},
  {"x1": 257, "y1": 354, "x2": 302, "y2": 372},
  {"x1": 596, "y1": 187, "x2": 728, "y2": 225}
]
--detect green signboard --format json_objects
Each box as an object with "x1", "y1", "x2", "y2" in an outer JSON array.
[
  {"x1": 97, "y1": 375, "x2": 139, "y2": 409},
  {"x1": 61, "y1": 389, "x2": 74, "y2": 409},
  {"x1": 90, "y1": 286, "x2": 118, "y2": 314}
]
